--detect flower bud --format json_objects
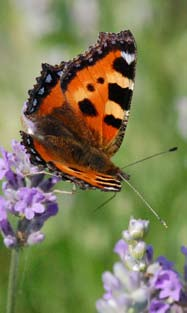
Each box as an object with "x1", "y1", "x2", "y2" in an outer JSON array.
[
  {"x1": 128, "y1": 218, "x2": 149, "y2": 240},
  {"x1": 129, "y1": 241, "x2": 146, "y2": 260}
]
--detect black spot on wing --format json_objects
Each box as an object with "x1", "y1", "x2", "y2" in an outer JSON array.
[
  {"x1": 78, "y1": 99, "x2": 98, "y2": 116},
  {"x1": 108, "y1": 83, "x2": 132, "y2": 110},
  {"x1": 113, "y1": 57, "x2": 135, "y2": 80},
  {"x1": 87, "y1": 83, "x2": 95, "y2": 92},
  {"x1": 104, "y1": 115, "x2": 122, "y2": 129},
  {"x1": 97, "y1": 77, "x2": 105, "y2": 84}
]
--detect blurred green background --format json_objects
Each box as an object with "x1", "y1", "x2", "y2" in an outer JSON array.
[{"x1": 0, "y1": 1, "x2": 187, "y2": 312}]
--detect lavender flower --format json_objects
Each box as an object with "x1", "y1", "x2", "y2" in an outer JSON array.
[
  {"x1": 149, "y1": 300, "x2": 169, "y2": 313},
  {"x1": 0, "y1": 140, "x2": 59, "y2": 248},
  {"x1": 96, "y1": 218, "x2": 187, "y2": 313}
]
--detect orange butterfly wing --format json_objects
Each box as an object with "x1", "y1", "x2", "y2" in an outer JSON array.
[
  {"x1": 21, "y1": 132, "x2": 122, "y2": 191},
  {"x1": 62, "y1": 31, "x2": 136, "y2": 156}
]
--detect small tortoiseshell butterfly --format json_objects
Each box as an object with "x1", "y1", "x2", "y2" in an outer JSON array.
[{"x1": 21, "y1": 30, "x2": 136, "y2": 192}]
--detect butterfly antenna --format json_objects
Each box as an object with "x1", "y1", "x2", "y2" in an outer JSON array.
[
  {"x1": 122, "y1": 146, "x2": 178, "y2": 169},
  {"x1": 93, "y1": 193, "x2": 117, "y2": 213},
  {"x1": 118, "y1": 174, "x2": 168, "y2": 228}
]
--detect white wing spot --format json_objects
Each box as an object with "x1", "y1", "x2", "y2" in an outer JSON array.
[
  {"x1": 57, "y1": 70, "x2": 63, "y2": 77},
  {"x1": 129, "y1": 80, "x2": 134, "y2": 91},
  {"x1": 38, "y1": 87, "x2": 45, "y2": 95},
  {"x1": 121, "y1": 51, "x2": 135, "y2": 65},
  {"x1": 45, "y1": 74, "x2": 52, "y2": 83}
]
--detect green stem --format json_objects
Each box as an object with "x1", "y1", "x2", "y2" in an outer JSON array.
[{"x1": 6, "y1": 248, "x2": 20, "y2": 313}]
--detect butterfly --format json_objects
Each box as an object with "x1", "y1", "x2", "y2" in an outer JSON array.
[{"x1": 21, "y1": 30, "x2": 137, "y2": 192}]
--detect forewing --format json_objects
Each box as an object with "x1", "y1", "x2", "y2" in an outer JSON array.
[{"x1": 61, "y1": 30, "x2": 136, "y2": 155}]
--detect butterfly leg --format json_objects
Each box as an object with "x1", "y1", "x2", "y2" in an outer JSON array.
[{"x1": 54, "y1": 182, "x2": 77, "y2": 195}]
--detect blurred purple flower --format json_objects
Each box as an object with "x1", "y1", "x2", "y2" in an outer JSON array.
[
  {"x1": 96, "y1": 218, "x2": 187, "y2": 313},
  {"x1": 157, "y1": 256, "x2": 174, "y2": 270},
  {"x1": 146, "y1": 245, "x2": 153, "y2": 263},
  {"x1": 181, "y1": 246, "x2": 187, "y2": 284},
  {"x1": 154, "y1": 270, "x2": 182, "y2": 301},
  {"x1": 0, "y1": 141, "x2": 59, "y2": 248},
  {"x1": 114, "y1": 239, "x2": 128, "y2": 261},
  {"x1": 149, "y1": 299, "x2": 169, "y2": 313},
  {"x1": 0, "y1": 196, "x2": 7, "y2": 221},
  {"x1": 181, "y1": 246, "x2": 187, "y2": 257}
]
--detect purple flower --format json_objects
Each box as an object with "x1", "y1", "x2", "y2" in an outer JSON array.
[
  {"x1": 96, "y1": 218, "x2": 151, "y2": 313},
  {"x1": 0, "y1": 148, "x2": 12, "y2": 179},
  {"x1": 96, "y1": 218, "x2": 187, "y2": 313},
  {"x1": 0, "y1": 219, "x2": 16, "y2": 248},
  {"x1": 14, "y1": 188, "x2": 46, "y2": 219},
  {"x1": 146, "y1": 245, "x2": 154, "y2": 263},
  {"x1": 27, "y1": 231, "x2": 45, "y2": 245},
  {"x1": 157, "y1": 256, "x2": 174, "y2": 270},
  {"x1": 181, "y1": 246, "x2": 187, "y2": 257},
  {"x1": 10, "y1": 140, "x2": 38, "y2": 176},
  {"x1": 150, "y1": 299, "x2": 170, "y2": 313},
  {"x1": 4, "y1": 235, "x2": 17, "y2": 248},
  {"x1": 0, "y1": 196, "x2": 7, "y2": 221},
  {"x1": 102, "y1": 271, "x2": 120, "y2": 296},
  {"x1": 0, "y1": 141, "x2": 59, "y2": 247},
  {"x1": 181, "y1": 246, "x2": 187, "y2": 282},
  {"x1": 114, "y1": 239, "x2": 128, "y2": 261},
  {"x1": 127, "y1": 218, "x2": 149, "y2": 240},
  {"x1": 181, "y1": 246, "x2": 187, "y2": 256},
  {"x1": 154, "y1": 270, "x2": 182, "y2": 301}
]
